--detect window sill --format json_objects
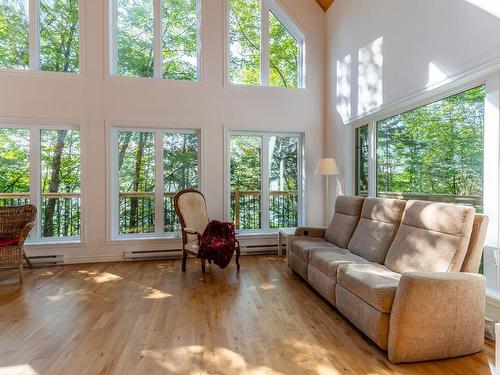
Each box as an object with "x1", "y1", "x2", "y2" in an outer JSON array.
[
  {"x1": 25, "y1": 240, "x2": 85, "y2": 248},
  {"x1": 224, "y1": 82, "x2": 308, "y2": 93},
  {"x1": 0, "y1": 69, "x2": 83, "y2": 79},
  {"x1": 104, "y1": 74, "x2": 205, "y2": 87}
]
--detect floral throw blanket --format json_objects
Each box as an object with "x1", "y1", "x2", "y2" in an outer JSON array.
[{"x1": 198, "y1": 220, "x2": 236, "y2": 269}]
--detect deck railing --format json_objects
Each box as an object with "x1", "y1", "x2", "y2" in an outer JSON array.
[
  {"x1": 231, "y1": 189, "x2": 298, "y2": 230},
  {"x1": 0, "y1": 192, "x2": 81, "y2": 237},
  {"x1": 377, "y1": 192, "x2": 483, "y2": 212}
]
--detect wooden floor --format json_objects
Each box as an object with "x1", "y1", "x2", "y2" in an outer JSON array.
[{"x1": 0, "y1": 256, "x2": 495, "y2": 375}]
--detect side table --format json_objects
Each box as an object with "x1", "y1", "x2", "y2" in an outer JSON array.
[{"x1": 278, "y1": 228, "x2": 296, "y2": 265}]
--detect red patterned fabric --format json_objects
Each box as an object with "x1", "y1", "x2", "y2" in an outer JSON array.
[
  {"x1": 0, "y1": 238, "x2": 19, "y2": 247},
  {"x1": 198, "y1": 220, "x2": 236, "y2": 269}
]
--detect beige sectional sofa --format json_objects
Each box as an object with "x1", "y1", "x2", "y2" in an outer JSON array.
[{"x1": 289, "y1": 196, "x2": 488, "y2": 363}]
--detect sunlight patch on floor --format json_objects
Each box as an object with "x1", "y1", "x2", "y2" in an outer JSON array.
[
  {"x1": 140, "y1": 346, "x2": 285, "y2": 374},
  {"x1": 0, "y1": 365, "x2": 39, "y2": 375},
  {"x1": 144, "y1": 287, "x2": 173, "y2": 299}
]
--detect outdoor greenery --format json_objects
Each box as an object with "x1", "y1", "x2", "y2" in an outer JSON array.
[
  {"x1": 117, "y1": 131, "x2": 199, "y2": 234},
  {"x1": 229, "y1": 0, "x2": 300, "y2": 87},
  {"x1": 116, "y1": 0, "x2": 198, "y2": 80},
  {"x1": 40, "y1": 0, "x2": 79, "y2": 72},
  {"x1": 40, "y1": 129, "x2": 81, "y2": 237},
  {"x1": 376, "y1": 86, "x2": 485, "y2": 210},
  {"x1": 230, "y1": 134, "x2": 300, "y2": 230},
  {"x1": 355, "y1": 125, "x2": 369, "y2": 196},
  {"x1": 0, "y1": 0, "x2": 79, "y2": 71},
  {"x1": 0, "y1": 127, "x2": 81, "y2": 238},
  {"x1": 0, "y1": 0, "x2": 29, "y2": 69}
]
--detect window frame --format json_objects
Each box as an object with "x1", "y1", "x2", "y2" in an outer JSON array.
[
  {"x1": 0, "y1": 0, "x2": 83, "y2": 75},
  {"x1": 224, "y1": 129, "x2": 305, "y2": 233},
  {"x1": 108, "y1": 124, "x2": 203, "y2": 240},
  {"x1": 224, "y1": 0, "x2": 306, "y2": 89},
  {"x1": 346, "y1": 71, "x2": 500, "y2": 293},
  {"x1": 108, "y1": 0, "x2": 202, "y2": 82},
  {"x1": 0, "y1": 121, "x2": 83, "y2": 244}
]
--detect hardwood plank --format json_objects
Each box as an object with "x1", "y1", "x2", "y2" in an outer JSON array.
[{"x1": 0, "y1": 256, "x2": 494, "y2": 374}]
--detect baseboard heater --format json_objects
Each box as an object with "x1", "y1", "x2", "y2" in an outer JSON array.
[
  {"x1": 240, "y1": 244, "x2": 279, "y2": 255},
  {"x1": 123, "y1": 249, "x2": 182, "y2": 261},
  {"x1": 28, "y1": 255, "x2": 64, "y2": 266}
]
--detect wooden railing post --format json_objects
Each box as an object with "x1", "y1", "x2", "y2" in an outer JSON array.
[{"x1": 235, "y1": 188, "x2": 240, "y2": 230}]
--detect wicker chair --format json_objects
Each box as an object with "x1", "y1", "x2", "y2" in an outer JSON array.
[
  {"x1": 0, "y1": 205, "x2": 37, "y2": 282},
  {"x1": 174, "y1": 189, "x2": 240, "y2": 279}
]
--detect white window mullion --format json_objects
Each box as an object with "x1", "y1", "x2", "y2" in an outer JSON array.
[
  {"x1": 367, "y1": 121, "x2": 377, "y2": 197},
  {"x1": 153, "y1": 0, "x2": 163, "y2": 79},
  {"x1": 154, "y1": 130, "x2": 164, "y2": 233},
  {"x1": 261, "y1": 135, "x2": 270, "y2": 229},
  {"x1": 29, "y1": 0, "x2": 40, "y2": 70},
  {"x1": 29, "y1": 128, "x2": 41, "y2": 240},
  {"x1": 260, "y1": 0, "x2": 270, "y2": 86}
]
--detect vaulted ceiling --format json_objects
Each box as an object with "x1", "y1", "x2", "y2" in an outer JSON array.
[{"x1": 316, "y1": 0, "x2": 334, "y2": 12}]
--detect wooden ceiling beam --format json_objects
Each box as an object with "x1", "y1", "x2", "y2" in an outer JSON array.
[{"x1": 316, "y1": 0, "x2": 335, "y2": 12}]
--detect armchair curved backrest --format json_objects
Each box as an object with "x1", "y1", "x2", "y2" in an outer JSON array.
[{"x1": 174, "y1": 189, "x2": 210, "y2": 244}]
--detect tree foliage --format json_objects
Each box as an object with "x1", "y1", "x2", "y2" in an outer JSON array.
[
  {"x1": 230, "y1": 135, "x2": 300, "y2": 229},
  {"x1": 0, "y1": 0, "x2": 79, "y2": 71},
  {"x1": 117, "y1": 0, "x2": 198, "y2": 80},
  {"x1": 229, "y1": 0, "x2": 299, "y2": 87},
  {"x1": 376, "y1": 86, "x2": 484, "y2": 209}
]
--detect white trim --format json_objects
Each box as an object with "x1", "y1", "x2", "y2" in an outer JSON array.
[
  {"x1": 225, "y1": 0, "x2": 305, "y2": 89},
  {"x1": 107, "y1": 122, "x2": 203, "y2": 241},
  {"x1": 108, "y1": 0, "x2": 201, "y2": 82},
  {"x1": 0, "y1": 120, "x2": 82, "y2": 243},
  {"x1": 29, "y1": 0, "x2": 39, "y2": 70},
  {"x1": 225, "y1": 128, "x2": 305, "y2": 231}
]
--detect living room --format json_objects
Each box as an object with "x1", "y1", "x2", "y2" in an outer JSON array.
[{"x1": 0, "y1": 0, "x2": 500, "y2": 374}]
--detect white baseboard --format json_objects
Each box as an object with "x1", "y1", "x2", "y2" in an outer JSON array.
[{"x1": 63, "y1": 254, "x2": 124, "y2": 264}]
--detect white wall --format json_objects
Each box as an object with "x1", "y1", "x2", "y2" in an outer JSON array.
[
  {"x1": 325, "y1": 0, "x2": 500, "y2": 191},
  {"x1": 0, "y1": 0, "x2": 326, "y2": 262}
]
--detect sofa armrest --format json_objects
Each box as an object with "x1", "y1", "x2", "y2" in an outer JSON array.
[
  {"x1": 388, "y1": 272, "x2": 485, "y2": 363},
  {"x1": 294, "y1": 227, "x2": 326, "y2": 238}
]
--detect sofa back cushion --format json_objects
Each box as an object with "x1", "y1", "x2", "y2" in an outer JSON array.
[
  {"x1": 324, "y1": 196, "x2": 365, "y2": 248},
  {"x1": 384, "y1": 200, "x2": 475, "y2": 273},
  {"x1": 347, "y1": 198, "x2": 406, "y2": 263}
]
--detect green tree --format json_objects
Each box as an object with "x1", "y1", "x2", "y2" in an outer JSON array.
[{"x1": 0, "y1": 0, "x2": 29, "y2": 69}]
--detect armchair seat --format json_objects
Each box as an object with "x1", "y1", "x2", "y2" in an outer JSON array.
[{"x1": 185, "y1": 240, "x2": 200, "y2": 254}]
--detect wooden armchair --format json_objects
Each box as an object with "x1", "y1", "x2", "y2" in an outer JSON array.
[
  {"x1": 174, "y1": 189, "x2": 240, "y2": 278},
  {"x1": 0, "y1": 205, "x2": 37, "y2": 282}
]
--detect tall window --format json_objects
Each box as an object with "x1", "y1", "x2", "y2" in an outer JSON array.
[
  {"x1": 355, "y1": 125, "x2": 368, "y2": 197},
  {"x1": 228, "y1": 0, "x2": 304, "y2": 88},
  {"x1": 111, "y1": 128, "x2": 200, "y2": 237},
  {"x1": 228, "y1": 132, "x2": 303, "y2": 231},
  {"x1": 0, "y1": 125, "x2": 81, "y2": 241},
  {"x1": 0, "y1": 0, "x2": 79, "y2": 72},
  {"x1": 375, "y1": 86, "x2": 485, "y2": 211},
  {"x1": 111, "y1": 0, "x2": 200, "y2": 81}
]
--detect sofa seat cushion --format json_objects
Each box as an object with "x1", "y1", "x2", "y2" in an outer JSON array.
[
  {"x1": 384, "y1": 200, "x2": 475, "y2": 273},
  {"x1": 337, "y1": 263, "x2": 401, "y2": 313},
  {"x1": 309, "y1": 248, "x2": 368, "y2": 279},
  {"x1": 324, "y1": 196, "x2": 365, "y2": 248},
  {"x1": 291, "y1": 238, "x2": 337, "y2": 261},
  {"x1": 347, "y1": 197, "x2": 406, "y2": 264}
]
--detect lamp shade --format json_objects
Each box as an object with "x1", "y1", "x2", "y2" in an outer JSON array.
[{"x1": 314, "y1": 158, "x2": 339, "y2": 176}]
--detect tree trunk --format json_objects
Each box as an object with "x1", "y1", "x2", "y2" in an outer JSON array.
[{"x1": 43, "y1": 130, "x2": 68, "y2": 237}]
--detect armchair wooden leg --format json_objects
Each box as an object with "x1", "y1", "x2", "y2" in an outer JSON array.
[
  {"x1": 19, "y1": 262, "x2": 23, "y2": 283},
  {"x1": 23, "y1": 251, "x2": 33, "y2": 268},
  {"x1": 182, "y1": 250, "x2": 187, "y2": 272},
  {"x1": 200, "y1": 258, "x2": 206, "y2": 281},
  {"x1": 236, "y1": 246, "x2": 240, "y2": 270}
]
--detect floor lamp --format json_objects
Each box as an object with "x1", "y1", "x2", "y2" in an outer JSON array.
[{"x1": 315, "y1": 158, "x2": 340, "y2": 225}]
